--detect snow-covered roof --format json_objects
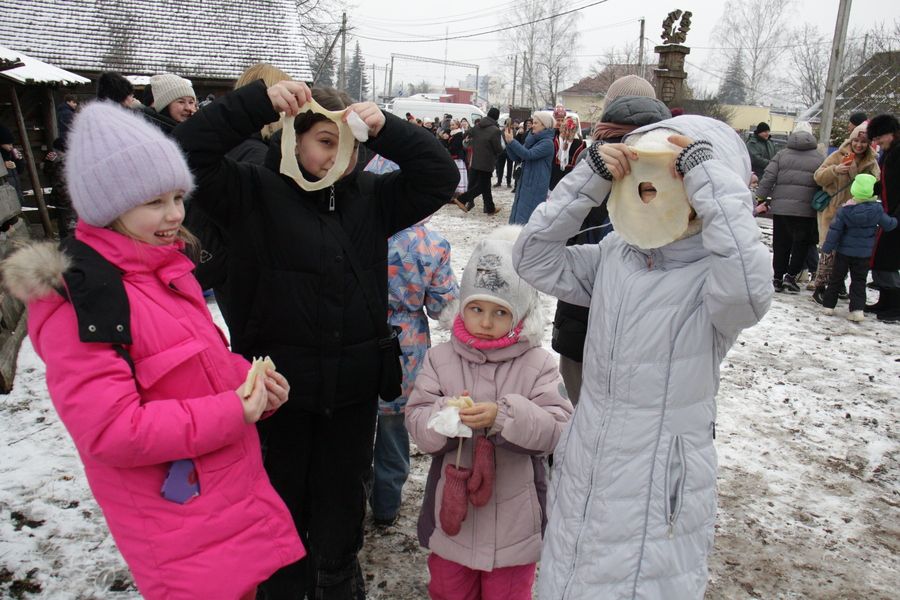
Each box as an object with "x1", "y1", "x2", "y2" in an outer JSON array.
[
  {"x1": 799, "y1": 51, "x2": 900, "y2": 123},
  {"x1": 0, "y1": 0, "x2": 313, "y2": 82},
  {"x1": 0, "y1": 44, "x2": 90, "y2": 86}
]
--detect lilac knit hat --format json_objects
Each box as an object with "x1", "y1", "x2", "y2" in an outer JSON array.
[{"x1": 64, "y1": 101, "x2": 194, "y2": 226}]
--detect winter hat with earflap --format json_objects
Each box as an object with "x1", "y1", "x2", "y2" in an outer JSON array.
[
  {"x1": 532, "y1": 111, "x2": 554, "y2": 130},
  {"x1": 457, "y1": 225, "x2": 543, "y2": 345},
  {"x1": 850, "y1": 173, "x2": 877, "y2": 201},
  {"x1": 150, "y1": 73, "x2": 196, "y2": 112},
  {"x1": 64, "y1": 101, "x2": 195, "y2": 227}
]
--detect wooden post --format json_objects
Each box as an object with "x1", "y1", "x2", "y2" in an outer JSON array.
[
  {"x1": 819, "y1": 0, "x2": 853, "y2": 148},
  {"x1": 45, "y1": 87, "x2": 58, "y2": 144},
  {"x1": 9, "y1": 85, "x2": 53, "y2": 237}
]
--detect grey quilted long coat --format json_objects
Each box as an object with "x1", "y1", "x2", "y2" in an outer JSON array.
[{"x1": 512, "y1": 116, "x2": 773, "y2": 600}]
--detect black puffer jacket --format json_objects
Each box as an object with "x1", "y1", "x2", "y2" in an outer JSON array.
[
  {"x1": 552, "y1": 95, "x2": 671, "y2": 361},
  {"x1": 466, "y1": 116, "x2": 503, "y2": 172},
  {"x1": 174, "y1": 80, "x2": 459, "y2": 414}
]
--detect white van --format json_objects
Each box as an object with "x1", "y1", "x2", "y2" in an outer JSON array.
[{"x1": 389, "y1": 99, "x2": 485, "y2": 125}]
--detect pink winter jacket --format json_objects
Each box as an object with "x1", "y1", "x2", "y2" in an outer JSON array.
[
  {"x1": 10, "y1": 223, "x2": 304, "y2": 599},
  {"x1": 405, "y1": 336, "x2": 573, "y2": 571}
]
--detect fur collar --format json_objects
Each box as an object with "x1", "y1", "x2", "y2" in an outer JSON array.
[{"x1": 0, "y1": 242, "x2": 70, "y2": 303}]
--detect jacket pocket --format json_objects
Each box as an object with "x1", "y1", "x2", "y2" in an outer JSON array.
[
  {"x1": 133, "y1": 338, "x2": 207, "y2": 390},
  {"x1": 664, "y1": 434, "x2": 686, "y2": 539}
]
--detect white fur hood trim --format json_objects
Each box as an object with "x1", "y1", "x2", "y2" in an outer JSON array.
[{"x1": 1, "y1": 242, "x2": 70, "y2": 303}]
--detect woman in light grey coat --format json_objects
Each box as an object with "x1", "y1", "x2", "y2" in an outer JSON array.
[{"x1": 513, "y1": 115, "x2": 773, "y2": 600}]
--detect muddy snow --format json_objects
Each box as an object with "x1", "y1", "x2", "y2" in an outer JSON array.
[{"x1": 1, "y1": 186, "x2": 898, "y2": 599}]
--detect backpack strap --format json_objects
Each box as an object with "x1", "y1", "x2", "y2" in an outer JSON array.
[{"x1": 57, "y1": 237, "x2": 134, "y2": 375}]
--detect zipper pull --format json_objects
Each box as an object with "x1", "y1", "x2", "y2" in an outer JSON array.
[
  {"x1": 667, "y1": 522, "x2": 675, "y2": 539},
  {"x1": 329, "y1": 185, "x2": 336, "y2": 212}
]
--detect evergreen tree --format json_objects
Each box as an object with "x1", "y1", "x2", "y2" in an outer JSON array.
[
  {"x1": 309, "y1": 36, "x2": 336, "y2": 87},
  {"x1": 717, "y1": 53, "x2": 748, "y2": 105},
  {"x1": 346, "y1": 41, "x2": 369, "y2": 101}
]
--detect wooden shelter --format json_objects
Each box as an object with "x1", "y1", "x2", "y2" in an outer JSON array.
[{"x1": 0, "y1": 46, "x2": 88, "y2": 391}]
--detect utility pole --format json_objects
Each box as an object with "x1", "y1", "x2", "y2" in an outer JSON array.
[
  {"x1": 521, "y1": 51, "x2": 527, "y2": 109},
  {"x1": 819, "y1": 0, "x2": 853, "y2": 148},
  {"x1": 388, "y1": 55, "x2": 394, "y2": 99},
  {"x1": 443, "y1": 27, "x2": 449, "y2": 89},
  {"x1": 383, "y1": 64, "x2": 388, "y2": 102},
  {"x1": 338, "y1": 11, "x2": 347, "y2": 91},
  {"x1": 638, "y1": 18, "x2": 645, "y2": 79},
  {"x1": 511, "y1": 54, "x2": 518, "y2": 107}
]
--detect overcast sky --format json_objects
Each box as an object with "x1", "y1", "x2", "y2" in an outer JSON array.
[{"x1": 339, "y1": 0, "x2": 898, "y2": 102}]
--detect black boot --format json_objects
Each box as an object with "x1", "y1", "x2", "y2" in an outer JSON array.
[
  {"x1": 811, "y1": 287, "x2": 826, "y2": 306},
  {"x1": 876, "y1": 289, "x2": 900, "y2": 322},
  {"x1": 782, "y1": 274, "x2": 800, "y2": 293},
  {"x1": 865, "y1": 289, "x2": 889, "y2": 313}
]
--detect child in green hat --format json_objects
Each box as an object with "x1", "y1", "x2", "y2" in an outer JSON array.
[{"x1": 821, "y1": 172, "x2": 898, "y2": 321}]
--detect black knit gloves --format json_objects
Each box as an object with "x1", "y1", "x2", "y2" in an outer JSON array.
[
  {"x1": 675, "y1": 140, "x2": 714, "y2": 176},
  {"x1": 586, "y1": 142, "x2": 614, "y2": 181}
]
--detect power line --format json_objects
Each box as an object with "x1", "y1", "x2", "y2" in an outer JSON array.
[
  {"x1": 353, "y1": 0, "x2": 610, "y2": 43},
  {"x1": 354, "y1": 0, "x2": 525, "y2": 28}
]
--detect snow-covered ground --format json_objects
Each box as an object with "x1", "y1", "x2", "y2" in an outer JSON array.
[{"x1": 1, "y1": 186, "x2": 898, "y2": 599}]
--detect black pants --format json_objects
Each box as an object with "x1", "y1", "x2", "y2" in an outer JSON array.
[
  {"x1": 772, "y1": 215, "x2": 817, "y2": 280},
  {"x1": 458, "y1": 169, "x2": 495, "y2": 212},
  {"x1": 257, "y1": 400, "x2": 378, "y2": 600},
  {"x1": 494, "y1": 153, "x2": 512, "y2": 185},
  {"x1": 824, "y1": 253, "x2": 869, "y2": 311}
]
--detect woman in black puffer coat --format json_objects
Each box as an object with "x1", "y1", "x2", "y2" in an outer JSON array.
[{"x1": 174, "y1": 79, "x2": 458, "y2": 600}]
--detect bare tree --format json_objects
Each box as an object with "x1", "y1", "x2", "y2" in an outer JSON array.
[
  {"x1": 786, "y1": 24, "x2": 828, "y2": 108},
  {"x1": 585, "y1": 41, "x2": 656, "y2": 95},
  {"x1": 713, "y1": 0, "x2": 794, "y2": 104},
  {"x1": 501, "y1": 0, "x2": 579, "y2": 108}
]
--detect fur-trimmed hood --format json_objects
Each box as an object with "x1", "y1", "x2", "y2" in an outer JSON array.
[{"x1": 0, "y1": 242, "x2": 69, "y2": 304}]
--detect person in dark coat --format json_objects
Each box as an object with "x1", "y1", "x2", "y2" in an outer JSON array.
[
  {"x1": 173, "y1": 79, "x2": 458, "y2": 599},
  {"x1": 747, "y1": 121, "x2": 776, "y2": 179},
  {"x1": 55, "y1": 94, "x2": 78, "y2": 150},
  {"x1": 185, "y1": 62, "x2": 292, "y2": 326},
  {"x1": 0, "y1": 124, "x2": 25, "y2": 203},
  {"x1": 866, "y1": 114, "x2": 900, "y2": 321},
  {"x1": 453, "y1": 107, "x2": 503, "y2": 214},
  {"x1": 756, "y1": 122, "x2": 824, "y2": 292},
  {"x1": 550, "y1": 75, "x2": 670, "y2": 404}
]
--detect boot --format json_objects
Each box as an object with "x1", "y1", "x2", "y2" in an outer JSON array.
[
  {"x1": 876, "y1": 289, "x2": 900, "y2": 322},
  {"x1": 467, "y1": 436, "x2": 495, "y2": 507},
  {"x1": 439, "y1": 464, "x2": 471, "y2": 536},
  {"x1": 847, "y1": 310, "x2": 865, "y2": 322},
  {"x1": 810, "y1": 287, "x2": 826, "y2": 306},
  {"x1": 773, "y1": 278, "x2": 784, "y2": 292},
  {"x1": 865, "y1": 288, "x2": 889, "y2": 314},
  {"x1": 782, "y1": 274, "x2": 800, "y2": 293}
]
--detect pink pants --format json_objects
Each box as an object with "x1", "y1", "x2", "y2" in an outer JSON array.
[{"x1": 427, "y1": 553, "x2": 536, "y2": 600}]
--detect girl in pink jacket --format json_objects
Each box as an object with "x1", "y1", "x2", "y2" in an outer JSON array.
[
  {"x1": 0, "y1": 102, "x2": 304, "y2": 600},
  {"x1": 405, "y1": 226, "x2": 573, "y2": 600}
]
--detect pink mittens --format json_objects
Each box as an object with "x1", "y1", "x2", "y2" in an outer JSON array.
[
  {"x1": 440, "y1": 464, "x2": 471, "y2": 536},
  {"x1": 467, "y1": 436, "x2": 496, "y2": 507}
]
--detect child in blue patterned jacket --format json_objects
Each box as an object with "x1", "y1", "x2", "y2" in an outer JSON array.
[{"x1": 365, "y1": 156, "x2": 460, "y2": 525}]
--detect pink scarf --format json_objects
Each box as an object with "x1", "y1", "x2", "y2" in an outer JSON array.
[{"x1": 452, "y1": 315, "x2": 522, "y2": 350}]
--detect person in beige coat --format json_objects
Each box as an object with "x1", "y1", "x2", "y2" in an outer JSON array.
[{"x1": 812, "y1": 123, "x2": 880, "y2": 296}]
